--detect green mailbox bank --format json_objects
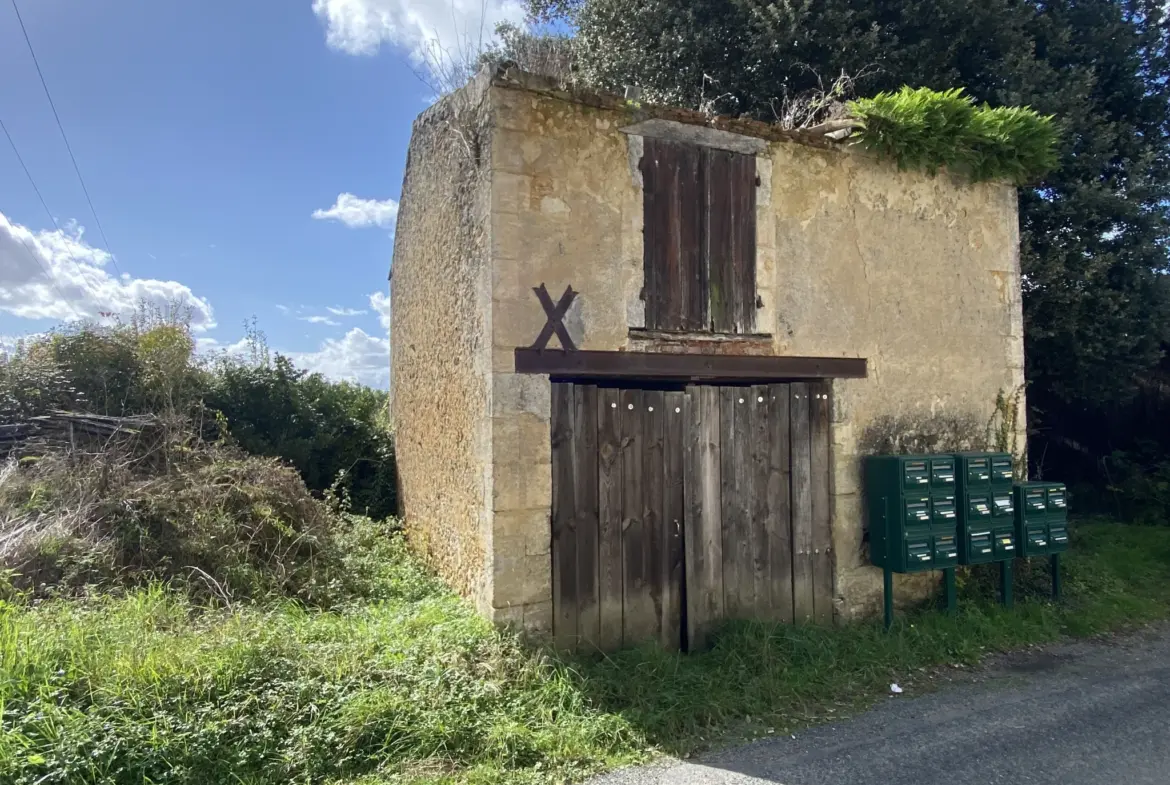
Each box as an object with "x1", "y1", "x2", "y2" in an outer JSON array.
[
  {"x1": 865, "y1": 454, "x2": 959, "y2": 574},
  {"x1": 1014, "y1": 482, "x2": 1069, "y2": 557},
  {"x1": 865, "y1": 454, "x2": 960, "y2": 628},
  {"x1": 952, "y1": 452, "x2": 1016, "y2": 565}
]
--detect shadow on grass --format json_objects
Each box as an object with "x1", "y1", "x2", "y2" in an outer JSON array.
[{"x1": 542, "y1": 522, "x2": 1170, "y2": 773}]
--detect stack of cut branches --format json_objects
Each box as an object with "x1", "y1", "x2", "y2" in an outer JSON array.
[{"x1": 0, "y1": 410, "x2": 161, "y2": 458}]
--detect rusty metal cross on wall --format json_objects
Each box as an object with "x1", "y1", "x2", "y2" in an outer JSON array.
[{"x1": 525, "y1": 283, "x2": 578, "y2": 352}]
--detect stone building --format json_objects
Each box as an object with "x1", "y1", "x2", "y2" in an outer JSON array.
[{"x1": 389, "y1": 66, "x2": 1026, "y2": 650}]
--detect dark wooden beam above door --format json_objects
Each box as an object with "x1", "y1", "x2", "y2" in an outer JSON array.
[{"x1": 514, "y1": 348, "x2": 867, "y2": 382}]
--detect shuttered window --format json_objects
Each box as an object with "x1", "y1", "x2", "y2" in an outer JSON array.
[{"x1": 641, "y1": 138, "x2": 757, "y2": 334}]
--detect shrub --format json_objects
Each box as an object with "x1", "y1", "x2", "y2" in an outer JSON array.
[{"x1": 203, "y1": 355, "x2": 397, "y2": 519}]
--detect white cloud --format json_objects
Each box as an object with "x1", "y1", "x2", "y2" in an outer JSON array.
[
  {"x1": 0, "y1": 211, "x2": 215, "y2": 330},
  {"x1": 369, "y1": 290, "x2": 391, "y2": 329},
  {"x1": 312, "y1": 193, "x2": 399, "y2": 229},
  {"x1": 196, "y1": 336, "x2": 253, "y2": 356},
  {"x1": 327, "y1": 306, "x2": 367, "y2": 317},
  {"x1": 311, "y1": 0, "x2": 525, "y2": 61},
  {"x1": 287, "y1": 327, "x2": 389, "y2": 388},
  {"x1": 300, "y1": 315, "x2": 342, "y2": 326}
]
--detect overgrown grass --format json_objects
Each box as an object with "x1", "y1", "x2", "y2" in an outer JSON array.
[{"x1": 2, "y1": 521, "x2": 1168, "y2": 784}]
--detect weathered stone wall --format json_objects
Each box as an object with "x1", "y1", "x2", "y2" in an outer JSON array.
[
  {"x1": 484, "y1": 79, "x2": 1025, "y2": 622},
  {"x1": 760, "y1": 142, "x2": 1026, "y2": 617},
  {"x1": 391, "y1": 72, "x2": 496, "y2": 613}
]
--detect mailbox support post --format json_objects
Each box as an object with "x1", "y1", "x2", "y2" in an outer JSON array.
[
  {"x1": 999, "y1": 560, "x2": 1014, "y2": 608},
  {"x1": 1050, "y1": 554, "x2": 1062, "y2": 602},
  {"x1": 943, "y1": 568, "x2": 957, "y2": 613},
  {"x1": 883, "y1": 566, "x2": 894, "y2": 631}
]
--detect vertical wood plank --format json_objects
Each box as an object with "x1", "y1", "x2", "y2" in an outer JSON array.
[
  {"x1": 574, "y1": 384, "x2": 601, "y2": 646},
  {"x1": 642, "y1": 390, "x2": 666, "y2": 646},
  {"x1": 730, "y1": 152, "x2": 757, "y2": 333},
  {"x1": 662, "y1": 390, "x2": 686, "y2": 650},
  {"x1": 551, "y1": 383, "x2": 578, "y2": 648},
  {"x1": 790, "y1": 382, "x2": 815, "y2": 623},
  {"x1": 810, "y1": 381, "x2": 834, "y2": 625},
  {"x1": 641, "y1": 140, "x2": 670, "y2": 330},
  {"x1": 749, "y1": 385, "x2": 771, "y2": 618},
  {"x1": 706, "y1": 149, "x2": 731, "y2": 333},
  {"x1": 719, "y1": 387, "x2": 754, "y2": 618},
  {"x1": 684, "y1": 385, "x2": 723, "y2": 650},
  {"x1": 621, "y1": 388, "x2": 655, "y2": 644},
  {"x1": 641, "y1": 139, "x2": 705, "y2": 331},
  {"x1": 597, "y1": 387, "x2": 624, "y2": 650},
  {"x1": 767, "y1": 383, "x2": 794, "y2": 624}
]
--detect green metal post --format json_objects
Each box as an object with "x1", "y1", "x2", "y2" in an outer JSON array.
[
  {"x1": 883, "y1": 566, "x2": 894, "y2": 631},
  {"x1": 1000, "y1": 560, "x2": 1014, "y2": 608},
  {"x1": 1051, "y1": 553, "x2": 1062, "y2": 602},
  {"x1": 944, "y1": 567, "x2": 957, "y2": 614}
]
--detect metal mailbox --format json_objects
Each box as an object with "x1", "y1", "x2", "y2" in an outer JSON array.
[
  {"x1": 1014, "y1": 481, "x2": 1069, "y2": 557},
  {"x1": 954, "y1": 452, "x2": 1016, "y2": 565},
  {"x1": 866, "y1": 455, "x2": 959, "y2": 573}
]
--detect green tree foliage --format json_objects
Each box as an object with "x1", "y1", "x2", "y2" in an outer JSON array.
[
  {"x1": 530, "y1": 0, "x2": 1170, "y2": 488},
  {"x1": 204, "y1": 355, "x2": 396, "y2": 519}
]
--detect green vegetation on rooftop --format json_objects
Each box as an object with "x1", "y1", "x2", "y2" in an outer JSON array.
[{"x1": 849, "y1": 87, "x2": 1060, "y2": 184}]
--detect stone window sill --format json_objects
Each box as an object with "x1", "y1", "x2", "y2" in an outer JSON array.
[{"x1": 627, "y1": 328, "x2": 775, "y2": 356}]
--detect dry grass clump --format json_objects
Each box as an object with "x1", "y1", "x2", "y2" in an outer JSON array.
[{"x1": 0, "y1": 430, "x2": 342, "y2": 604}]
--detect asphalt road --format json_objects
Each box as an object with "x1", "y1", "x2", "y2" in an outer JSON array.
[{"x1": 588, "y1": 626, "x2": 1170, "y2": 785}]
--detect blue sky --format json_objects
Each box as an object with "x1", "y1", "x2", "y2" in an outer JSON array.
[{"x1": 0, "y1": 0, "x2": 525, "y2": 387}]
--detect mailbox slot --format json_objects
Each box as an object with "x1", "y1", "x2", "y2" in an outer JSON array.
[
  {"x1": 1049, "y1": 522, "x2": 1069, "y2": 550},
  {"x1": 991, "y1": 456, "x2": 1014, "y2": 483},
  {"x1": 931, "y1": 459, "x2": 956, "y2": 488},
  {"x1": 934, "y1": 534, "x2": 958, "y2": 563},
  {"x1": 993, "y1": 530, "x2": 1016, "y2": 559},
  {"x1": 966, "y1": 458, "x2": 990, "y2": 484},
  {"x1": 931, "y1": 495, "x2": 956, "y2": 526},
  {"x1": 906, "y1": 537, "x2": 933, "y2": 566},
  {"x1": 1026, "y1": 525, "x2": 1048, "y2": 551},
  {"x1": 903, "y1": 461, "x2": 930, "y2": 489},
  {"x1": 968, "y1": 530, "x2": 993, "y2": 558},
  {"x1": 1048, "y1": 486, "x2": 1067, "y2": 511},
  {"x1": 992, "y1": 492, "x2": 1014, "y2": 518},
  {"x1": 967, "y1": 494, "x2": 992, "y2": 521},
  {"x1": 905, "y1": 498, "x2": 931, "y2": 526},
  {"x1": 1024, "y1": 488, "x2": 1046, "y2": 516}
]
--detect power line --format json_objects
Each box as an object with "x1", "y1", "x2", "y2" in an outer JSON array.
[
  {"x1": 0, "y1": 115, "x2": 82, "y2": 318},
  {"x1": 1, "y1": 115, "x2": 60, "y2": 229},
  {"x1": 10, "y1": 0, "x2": 122, "y2": 276}
]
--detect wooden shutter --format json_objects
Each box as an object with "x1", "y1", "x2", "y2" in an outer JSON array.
[
  {"x1": 706, "y1": 148, "x2": 757, "y2": 333},
  {"x1": 641, "y1": 139, "x2": 706, "y2": 331},
  {"x1": 642, "y1": 139, "x2": 756, "y2": 333}
]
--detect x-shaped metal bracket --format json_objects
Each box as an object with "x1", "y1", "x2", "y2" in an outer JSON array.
[{"x1": 525, "y1": 283, "x2": 577, "y2": 351}]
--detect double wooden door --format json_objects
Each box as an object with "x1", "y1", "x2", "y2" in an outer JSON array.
[{"x1": 550, "y1": 381, "x2": 833, "y2": 652}]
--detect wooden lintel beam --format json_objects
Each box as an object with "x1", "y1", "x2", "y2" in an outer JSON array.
[{"x1": 514, "y1": 349, "x2": 867, "y2": 382}]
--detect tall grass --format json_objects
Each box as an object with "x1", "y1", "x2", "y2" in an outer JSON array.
[{"x1": 2, "y1": 521, "x2": 1169, "y2": 785}]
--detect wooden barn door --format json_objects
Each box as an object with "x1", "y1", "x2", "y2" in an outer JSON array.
[
  {"x1": 684, "y1": 382, "x2": 833, "y2": 649},
  {"x1": 551, "y1": 383, "x2": 687, "y2": 651},
  {"x1": 550, "y1": 381, "x2": 832, "y2": 652}
]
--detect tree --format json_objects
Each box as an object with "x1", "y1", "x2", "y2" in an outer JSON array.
[{"x1": 528, "y1": 0, "x2": 1170, "y2": 481}]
